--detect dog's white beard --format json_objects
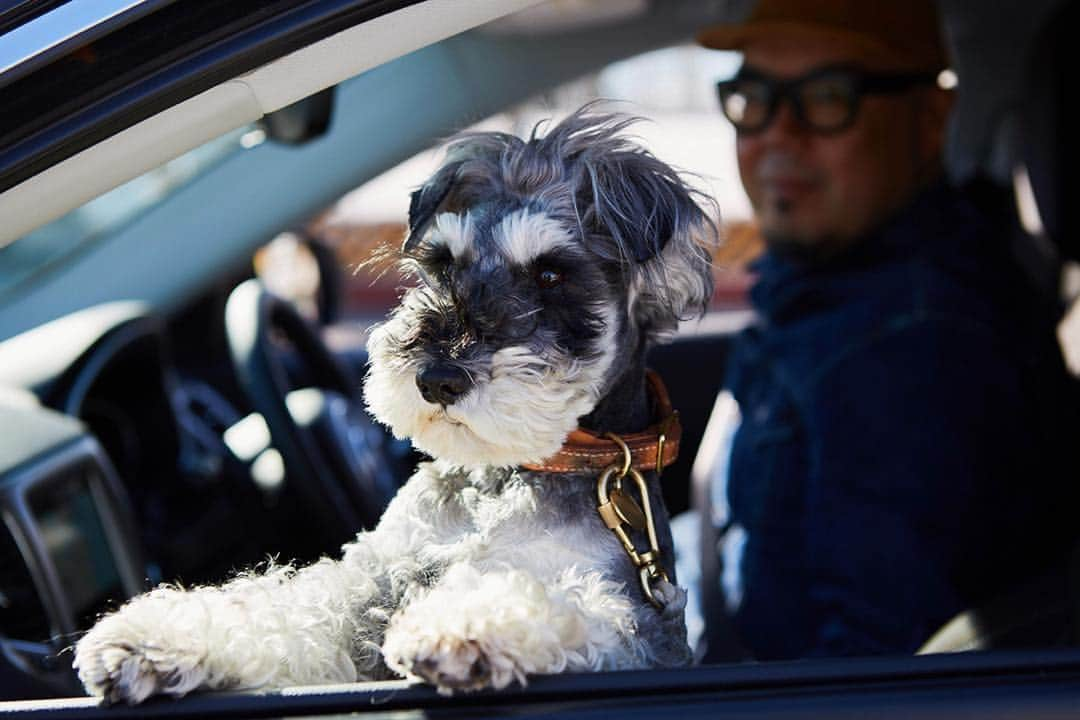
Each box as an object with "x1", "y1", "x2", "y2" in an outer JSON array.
[{"x1": 365, "y1": 330, "x2": 612, "y2": 468}]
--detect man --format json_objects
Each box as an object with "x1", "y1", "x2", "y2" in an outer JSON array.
[{"x1": 694, "y1": 0, "x2": 1078, "y2": 660}]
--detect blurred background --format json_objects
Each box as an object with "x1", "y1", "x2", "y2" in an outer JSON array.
[{"x1": 254, "y1": 39, "x2": 761, "y2": 330}]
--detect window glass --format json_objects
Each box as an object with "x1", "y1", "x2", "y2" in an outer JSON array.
[{"x1": 0, "y1": 126, "x2": 258, "y2": 298}]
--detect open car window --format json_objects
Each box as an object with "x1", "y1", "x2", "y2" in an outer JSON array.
[{"x1": 3, "y1": 0, "x2": 1080, "y2": 716}]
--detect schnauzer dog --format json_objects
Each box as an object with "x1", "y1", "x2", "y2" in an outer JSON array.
[{"x1": 73, "y1": 107, "x2": 717, "y2": 704}]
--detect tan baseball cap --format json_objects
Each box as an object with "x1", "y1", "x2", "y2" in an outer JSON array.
[{"x1": 697, "y1": 0, "x2": 949, "y2": 73}]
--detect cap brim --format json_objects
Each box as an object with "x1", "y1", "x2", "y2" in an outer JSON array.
[{"x1": 696, "y1": 21, "x2": 926, "y2": 71}]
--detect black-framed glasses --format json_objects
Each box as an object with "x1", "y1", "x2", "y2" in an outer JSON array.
[{"x1": 715, "y1": 64, "x2": 939, "y2": 135}]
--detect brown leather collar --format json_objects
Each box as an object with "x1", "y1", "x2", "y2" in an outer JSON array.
[{"x1": 520, "y1": 370, "x2": 681, "y2": 474}]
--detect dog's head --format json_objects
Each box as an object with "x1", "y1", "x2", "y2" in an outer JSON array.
[{"x1": 364, "y1": 107, "x2": 717, "y2": 468}]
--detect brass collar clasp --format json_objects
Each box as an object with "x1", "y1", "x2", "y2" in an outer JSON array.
[{"x1": 596, "y1": 433, "x2": 671, "y2": 610}]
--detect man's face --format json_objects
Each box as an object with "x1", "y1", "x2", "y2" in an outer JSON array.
[{"x1": 735, "y1": 36, "x2": 945, "y2": 259}]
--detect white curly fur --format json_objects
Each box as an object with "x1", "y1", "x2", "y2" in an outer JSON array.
[
  {"x1": 381, "y1": 563, "x2": 644, "y2": 693},
  {"x1": 364, "y1": 315, "x2": 617, "y2": 469},
  {"x1": 73, "y1": 562, "x2": 369, "y2": 703},
  {"x1": 74, "y1": 460, "x2": 684, "y2": 703}
]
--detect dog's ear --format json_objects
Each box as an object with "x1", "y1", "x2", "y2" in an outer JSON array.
[
  {"x1": 582, "y1": 150, "x2": 717, "y2": 337},
  {"x1": 404, "y1": 161, "x2": 463, "y2": 253},
  {"x1": 585, "y1": 158, "x2": 687, "y2": 263}
]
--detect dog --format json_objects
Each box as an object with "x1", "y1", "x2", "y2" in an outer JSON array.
[{"x1": 73, "y1": 107, "x2": 717, "y2": 704}]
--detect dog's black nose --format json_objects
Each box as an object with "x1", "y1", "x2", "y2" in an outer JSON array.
[{"x1": 416, "y1": 364, "x2": 472, "y2": 406}]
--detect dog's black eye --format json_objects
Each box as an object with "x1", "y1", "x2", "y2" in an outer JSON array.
[{"x1": 536, "y1": 268, "x2": 563, "y2": 289}]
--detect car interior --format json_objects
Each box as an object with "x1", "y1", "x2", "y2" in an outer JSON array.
[{"x1": 1, "y1": 0, "x2": 1078, "y2": 714}]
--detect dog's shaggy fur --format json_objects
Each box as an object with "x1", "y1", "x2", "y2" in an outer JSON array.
[{"x1": 73, "y1": 107, "x2": 717, "y2": 704}]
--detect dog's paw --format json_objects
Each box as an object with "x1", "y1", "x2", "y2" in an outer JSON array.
[
  {"x1": 74, "y1": 617, "x2": 208, "y2": 705},
  {"x1": 380, "y1": 568, "x2": 549, "y2": 693},
  {"x1": 396, "y1": 636, "x2": 510, "y2": 694}
]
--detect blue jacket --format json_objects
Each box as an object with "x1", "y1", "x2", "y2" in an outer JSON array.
[{"x1": 720, "y1": 181, "x2": 1079, "y2": 659}]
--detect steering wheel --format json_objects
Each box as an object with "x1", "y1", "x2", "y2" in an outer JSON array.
[{"x1": 224, "y1": 279, "x2": 403, "y2": 545}]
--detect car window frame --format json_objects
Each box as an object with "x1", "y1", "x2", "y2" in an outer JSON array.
[{"x1": 0, "y1": 0, "x2": 427, "y2": 194}]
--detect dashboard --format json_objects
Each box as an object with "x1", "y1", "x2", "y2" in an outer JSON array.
[
  {"x1": 0, "y1": 293, "x2": 355, "y2": 698},
  {"x1": 0, "y1": 405, "x2": 141, "y2": 697}
]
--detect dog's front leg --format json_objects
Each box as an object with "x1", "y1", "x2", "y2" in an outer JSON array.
[
  {"x1": 381, "y1": 562, "x2": 650, "y2": 693},
  {"x1": 74, "y1": 554, "x2": 385, "y2": 705}
]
